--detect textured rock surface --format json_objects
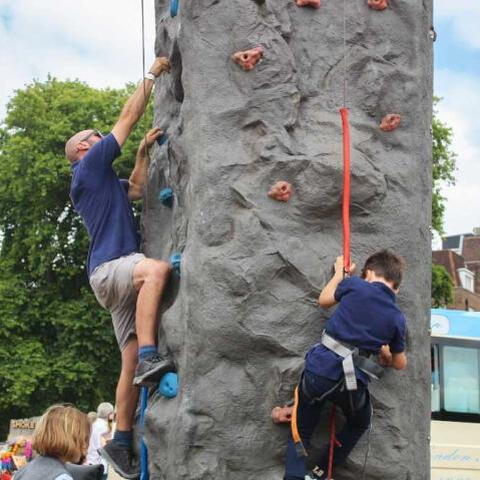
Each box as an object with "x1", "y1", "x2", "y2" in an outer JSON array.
[{"x1": 143, "y1": 1, "x2": 433, "y2": 478}]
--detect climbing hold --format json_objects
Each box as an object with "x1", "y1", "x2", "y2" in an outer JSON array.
[
  {"x1": 159, "y1": 188, "x2": 174, "y2": 207},
  {"x1": 367, "y1": 0, "x2": 388, "y2": 10},
  {"x1": 170, "y1": 0, "x2": 179, "y2": 17},
  {"x1": 159, "y1": 372, "x2": 178, "y2": 398},
  {"x1": 380, "y1": 113, "x2": 401, "y2": 132},
  {"x1": 170, "y1": 252, "x2": 182, "y2": 274},
  {"x1": 268, "y1": 181, "x2": 293, "y2": 203},
  {"x1": 156, "y1": 132, "x2": 169, "y2": 146},
  {"x1": 295, "y1": 0, "x2": 321, "y2": 8},
  {"x1": 271, "y1": 406, "x2": 293, "y2": 424},
  {"x1": 232, "y1": 47, "x2": 264, "y2": 72}
]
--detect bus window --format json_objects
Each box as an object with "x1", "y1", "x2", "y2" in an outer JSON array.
[
  {"x1": 431, "y1": 344, "x2": 440, "y2": 412},
  {"x1": 443, "y1": 345, "x2": 480, "y2": 414}
]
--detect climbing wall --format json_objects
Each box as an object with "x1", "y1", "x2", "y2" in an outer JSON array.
[{"x1": 143, "y1": 0, "x2": 433, "y2": 478}]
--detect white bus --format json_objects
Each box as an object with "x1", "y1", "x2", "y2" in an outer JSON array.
[{"x1": 431, "y1": 308, "x2": 480, "y2": 479}]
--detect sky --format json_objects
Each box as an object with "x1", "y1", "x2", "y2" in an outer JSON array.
[{"x1": 0, "y1": 0, "x2": 478, "y2": 239}]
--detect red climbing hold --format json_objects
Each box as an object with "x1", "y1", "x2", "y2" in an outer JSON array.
[
  {"x1": 271, "y1": 406, "x2": 293, "y2": 424},
  {"x1": 232, "y1": 47, "x2": 264, "y2": 71},
  {"x1": 368, "y1": 0, "x2": 388, "y2": 10},
  {"x1": 380, "y1": 113, "x2": 401, "y2": 132},
  {"x1": 268, "y1": 181, "x2": 293, "y2": 202},
  {"x1": 295, "y1": 0, "x2": 321, "y2": 8}
]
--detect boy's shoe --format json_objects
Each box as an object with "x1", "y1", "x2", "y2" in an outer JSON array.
[
  {"x1": 133, "y1": 353, "x2": 176, "y2": 387},
  {"x1": 305, "y1": 467, "x2": 328, "y2": 480},
  {"x1": 98, "y1": 442, "x2": 139, "y2": 479}
]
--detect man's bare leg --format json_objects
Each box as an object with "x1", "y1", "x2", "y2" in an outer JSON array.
[
  {"x1": 116, "y1": 338, "x2": 140, "y2": 431},
  {"x1": 99, "y1": 338, "x2": 140, "y2": 479},
  {"x1": 132, "y1": 258, "x2": 174, "y2": 386},
  {"x1": 133, "y1": 258, "x2": 171, "y2": 346}
]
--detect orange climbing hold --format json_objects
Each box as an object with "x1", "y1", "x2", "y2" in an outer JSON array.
[
  {"x1": 268, "y1": 181, "x2": 293, "y2": 202},
  {"x1": 296, "y1": 0, "x2": 321, "y2": 8},
  {"x1": 271, "y1": 406, "x2": 293, "y2": 424},
  {"x1": 232, "y1": 47, "x2": 264, "y2": 71},
  {"x1": 368, "y1": 0, "x2": 388, "y2": 10},
  {"x1": 380, "y1": 113, "x2": 401, "y2": 132}
]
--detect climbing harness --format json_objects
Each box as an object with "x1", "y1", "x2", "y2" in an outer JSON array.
[
  {"x1": 321, "y1": 332, "x2": 384, "y2": 391},
  {"x1": 291, "y1": 386, "x2": 307, "y2": 457}
]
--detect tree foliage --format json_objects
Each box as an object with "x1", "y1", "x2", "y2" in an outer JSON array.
[
  {"x1": 0, "y1": 77, "x2": 152, "y2": 437},
  {"x1": 432, "y1": 263, "x2": 454, "y2": 308},
  {"x1": 430, "y1": 98, "x2": 457, "y2": 308},
  {"x1": 432, "y1": 97, "x2": 457, "y2": 235}
]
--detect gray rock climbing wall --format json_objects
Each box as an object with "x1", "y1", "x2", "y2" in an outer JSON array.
[{"x1": 143, "y1": 0, "x2": 433, "y2": 478}]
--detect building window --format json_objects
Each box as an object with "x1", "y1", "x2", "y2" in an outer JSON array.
[{"x1": 457, "y1": 268, "x2": 475, "y2": 292}]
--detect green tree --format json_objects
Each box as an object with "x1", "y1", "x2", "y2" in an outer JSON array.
[
  {"x1": 430, "y1": 98, "x2": 457, "y2": 308},
  {"x1": 432, "y1": 97, "x2": 457, "y2": 235},
  {"x1": 432, "y1": 263, "x2": 454, "y2": 308},
  {"x1": 0, "y1": 77, "x2": 152, "y2": 437}
]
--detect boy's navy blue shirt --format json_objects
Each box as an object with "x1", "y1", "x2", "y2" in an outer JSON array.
[
  {"x1": 70, "y1": 133, "x2": 140, "y2": 277},
  {"x1": 305, "y1": 276, "x2": 406, "y2": 384}
]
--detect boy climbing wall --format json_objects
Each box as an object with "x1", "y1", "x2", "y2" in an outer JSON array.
[{"x1": 284, "y1": 250, "x2": 407, "y2": 480}]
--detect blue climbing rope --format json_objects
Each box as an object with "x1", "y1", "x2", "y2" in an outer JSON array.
[{"x1": 139, "y1": 386, "x2": 149, "y2": 480}]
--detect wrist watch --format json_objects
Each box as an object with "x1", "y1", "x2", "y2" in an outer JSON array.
[{"x1": 144, "y1": 72, "x2": 156, "y2": 81}]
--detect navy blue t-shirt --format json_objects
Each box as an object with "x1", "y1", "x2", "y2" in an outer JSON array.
[
  {"x1": 305, "y1": 276, "x2": 406, "y2": 384},
  {"x1": 70, "y1": 133, "x2": 140, "y2": 277}
]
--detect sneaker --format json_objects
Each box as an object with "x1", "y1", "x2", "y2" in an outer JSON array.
[
  {"x1": 305, "y1": 467, "x2": 328, "y2": 480},
  {"x1": 133, "y1": 353, "x2": 176, "y2": 387},
  {"x1": 98, "y1": 442, "x2": 139, "y2": 479}
]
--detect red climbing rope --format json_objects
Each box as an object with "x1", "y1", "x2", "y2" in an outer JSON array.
[
  {"x1": 340, "y1": 107, "x2": 351, "y2": 275},
  {"x1": 326, "y1": 108, "x2": 351, "y2": 480},
  {"x1": 327, "y1": 406, "x2": 342, "y2": 479}
]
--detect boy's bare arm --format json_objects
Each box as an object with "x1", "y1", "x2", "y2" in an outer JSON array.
[
  {"x1": 378, "y1": 345, "x2": 407, "y2": 370},
  {"x1": 318, "y1": 255, "x2": 356, "y2": 308},
  {"x1": 391, "y1": 352, "x2": 407, "y2": 370}
]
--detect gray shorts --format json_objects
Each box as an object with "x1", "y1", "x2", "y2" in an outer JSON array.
[{"x1": 89, "y1": 253, "x2": 146, "y2": 351}]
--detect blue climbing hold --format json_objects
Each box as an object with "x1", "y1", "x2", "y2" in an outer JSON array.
[
  {"x1": 159, "y1": 188, "x2": 174, "y2": 207},
  {"x1": 158, "y1": 372, "x2": 178, "y2": 398},
  {"x1": 170, "y1": 0, "x2": 179, "y2": 17},
  {"x1": 170, "y1": 252, "x2": 182, "y2": 275},
  {"x1": 156, "y1": 132, "x2": 169, "y2": 146}
]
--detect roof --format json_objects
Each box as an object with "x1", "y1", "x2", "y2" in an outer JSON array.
[
  {"x1": 432, "y1": 250, "x2": 466, "y2": 286},
  {"x1": 442, "y1": 233, "x2": 473, "y2": 251}
]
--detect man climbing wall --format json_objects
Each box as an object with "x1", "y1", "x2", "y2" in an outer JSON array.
[{"x1": 65, "y1": 57, "x2": 176, "y2": 479}]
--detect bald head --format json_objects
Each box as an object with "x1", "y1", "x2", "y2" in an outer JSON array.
[{"x1": 65, "y1": 129, "x2": 95, "y2": 163}]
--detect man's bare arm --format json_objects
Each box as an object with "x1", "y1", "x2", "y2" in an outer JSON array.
[
  {"x1": 112, "y1": 57, "x2": 170, "y2": 148},
  {"x1": 128, "y1": 128, "x2": 163, "y2": 201}
]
